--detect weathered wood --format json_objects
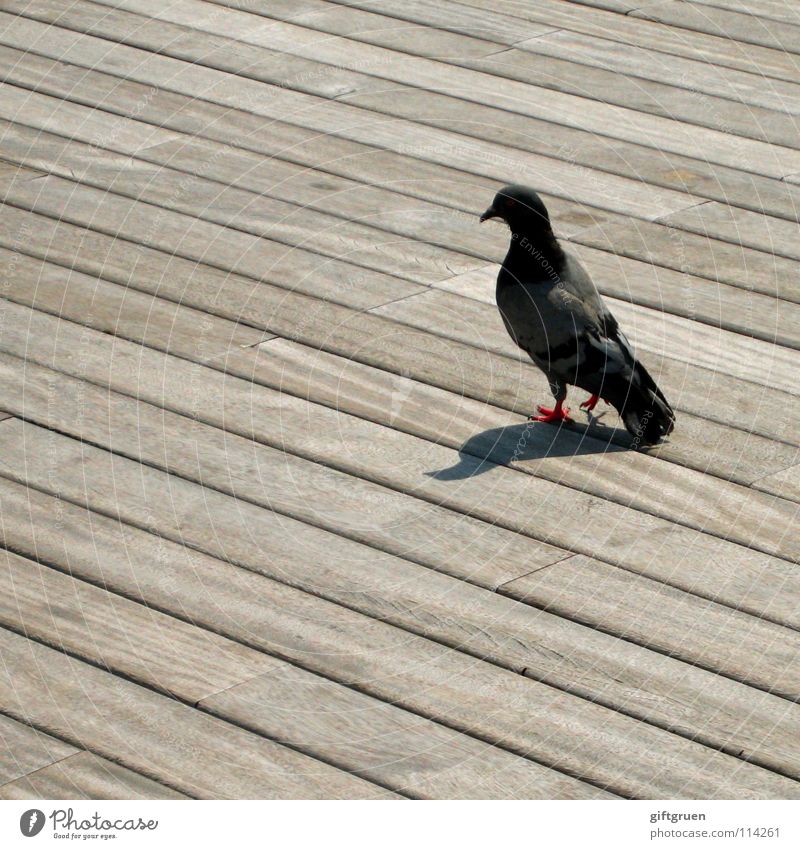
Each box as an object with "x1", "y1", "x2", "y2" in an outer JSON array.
[
  {"x1": 3, "y1": 116, "x2": 796, "y2": 401},
  {"x1": 200, "y1": 663, "x2": 613, "y2": 799},
  {"x1": 661, "y1": 200, "x2": 800, "y2": 262},
  {"x1": 632, "y1": 0, "x2": 800, "y2": 54},
  {"x1": 0, "y1": 266, "x2": 567, "y2": 589},
  {"x1": 0, "y1": 149, "x2": 479, "y2": 293},
  {"x1": 207, "y1": 0, "x2": 800, "y2": 146},
  {"x1": 567, "y1": 242, "x2": 800, "y2": 349},
  {"x1": 4, "y1": 0, "x2": 799, "y2": 802},
  {"x1": 3, "y1": 94, "x2": 797, "y2": 350},
  {"x1": 0, "y1": 548, "x2": 277, "y2": 704},
  {"x1": 466, "y1": 47, "x2": 800, "y2": 150},
  {"x1": 3, "y1": 205, "x2": 796, "y2": 455},
  {"x1": 89, "y1": 0, "x2": 800, "y2": 176},
  {"x1": 8, "y1": 244, "x2": 798, "y2": 498},
  {"x1": 0, "y1": 627, "x2": 398, "y2": 799},
  {"x1": 684, "y1": 0, "x2": 800, "y2": 25},
  {"x1": 510, "y1": 27, "x2": 800, "y2": 115},
  {"x1": 0, "y1": 712, "x2": 76, "y2": 785},
  {"x1": 101, "y1": 0, "x2": 800, "y2": 153},
  {"x1": 573, "y1": 215, "x2": 800, "y2": 304},
  {"x1": 1, "y1": 477, "x2": 784, "y2": 800},
  {"x1": 6, "y1": 7, "x2": 800, "y2": 278},
  {"x1": 296, "y1": 0, "x2": 800, "y2": 83},
  {"x1": 4, "y1": 5, "x2": 784, "y2": 194},
  {"x1": 3, "y1": 298, "x2": 800, "y2": 622},
  {"x1": 5, "y1": 39, "x2": 799, "y2": 236},
  {"x1": 502, "y1": 553, "x2": 800, "y2": 688},
  {"x1": 752, "y1": 462, "x2": 800, "y2": 503},
  {"x1": 0, "y1": 551, "x2": 603, "y2": 799},
  {"x1": 0, "y1": 43, "x2": 688, "y2": 226},
  {"x1": 3, "y1": 417, "x2": 800, "y2": 793},
  {"x1": 377, "y1": 284, "x2": 800, "y2": 409},
  {"x1": 223, "y1": 0, "x2": 554, "y2": 49},
  {"x1": 0, "y1": 751, "x2": 189, "y2": 800},
  {"x1": 0, "y1": 352, "x2": 800, "y2": 756}
]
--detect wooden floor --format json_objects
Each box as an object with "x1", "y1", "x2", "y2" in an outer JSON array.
[{"x1": 0, "y1": 0, "x2": 799, "y2": 800}]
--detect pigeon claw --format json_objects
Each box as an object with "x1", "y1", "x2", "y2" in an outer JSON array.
[
  {"x1": 580, "y1": 394, "x2": 601, "y2": 412},
  {"x1": 530, "y1": 402, "x2": 573, "y2": 424}
]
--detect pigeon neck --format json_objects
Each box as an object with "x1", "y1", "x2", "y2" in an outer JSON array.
[{"x1": 504, "y1": 229, "x2": 566, "y2": 281}]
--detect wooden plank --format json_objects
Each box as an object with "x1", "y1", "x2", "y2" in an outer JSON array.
[
  {"x1": 3, "y1": 417, "x2": 800, "y2": 794},
  {"x1": 6, "y1": 7, "x2": 794, "y2": 186},
  {"x1": 465, "y1": 47, "x2": 800, "y2": 150},
  {"x1": 208, "y1": 0, "x2": 800, "y2": 146},
  {"x1": 0, "y1": 168, "x2": 434, "y2": 305},
  {"x1": 632, "y1": 0, "x2": 800, "y2": 54},
  {"x1": 2, "y1": 40, "x2": 796, "y2": 313},
  {"x1": 567, "y1": 242, "x2": 800, "y2": 350},
  {"x1": 752, "y1": 462, "x2": 800, "y2": 504},
  {"x1": 0, "y1": 105, "x2": 505, "y2": 277},
  {"x1": 0, "y1": 42, "x2": 689, "y2": 227},
  {"x1": 2, "y1": 126, "x2": 795, "y2": 412},
  {"x1": 0, "y1": 133, "x2": 481, "y2": 291},
  {"x1": 4, "y1": 354, "x2": 796, "y2": 724},
  {"x1": 4, "y1": 297, "x2": 800, "y2": 622},
  {"x1": 0, "y1": 712, "x2": 76, "y2": 784},
  {"x1": 661, "y1": 200, "x2": 800, "y2": 262},
  {"x1": 0, "y1": 751, "x2": 189, "y2": 800},
  {"x1": 0, "y1": 551, "x2": 604, "y2": 799},
  {"x1": 3, "y1": 116, "x2": 796, "y2": 381},
  {"x1": 93, "y1": 0, "x2": 800, "y2": 176},
  {"x1": 380, "y1": 282, "x2": 800, "y2": 403},
  {"x1": 4, "y1": 111, "x2": 794, "y2": 358},
  {"x1": 0, "y1": 264, "x2": 568, "y2": 590},
  {"x1": 5, "y1": 250, "x2": 800, "y2": 558},
  {"x1": 454, "y1": 0, "x2": 800, "y2": 81},
  {"x1": 198, "y1": 663, "x2": 613, "y2": 799},
  {"x1": 502, "y1": 553, "x2": 800, "y2": 687},
  {"x1": 0, "y1": 548, "x2": 277, "y2": 704},
  {"x1": 514, "y1": 27, "x2": 800, "y2": 114},
  {"x1": 9, "y1": 244, "x2": 798, "y2": 498},
  {"x1": 573, "y1": 216, "x2": 800, "y2": 304},
  {"x1": 231, "y1": 0, "x2": 557, "y2": 48},
  {"x1": 5, "y1": 40, "x2": 799, "y2": 235},
  {"x1": 1, "y1": 284, "x2": 798, "y2": 648},
  {"x1": 685, "y1": 0, "x2": 800, "y2": 25},
  {"x1": 0, "y1": 200, "x2": 414, "y2": 321},
  {"x1": 3, "y1": 202, "x2": 796, "y2": 453},
  {"x1": 0, "y1": 627, "x2": 398, "y2": 799},
  {"x1": 116, "y1": 0, "x2": 800, "y2": 151},
  {"x1": 1, "y1": 478, "x2": 782, "y2": 800},
  {"x1": 4, "y1": 278, "x2": 799, "y2": 657}
]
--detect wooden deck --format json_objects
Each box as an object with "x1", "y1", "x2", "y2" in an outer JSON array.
[{"x1": 0, "y1": 0, "x2": 799, "y2": 800}]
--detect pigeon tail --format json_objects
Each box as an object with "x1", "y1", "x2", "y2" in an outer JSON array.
[{"x1": 608, "y1": 360, "x2": 675, "y2": 446}]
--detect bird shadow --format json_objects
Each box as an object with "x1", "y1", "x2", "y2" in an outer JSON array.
[{"x1": 426, "y1": 414, "x2": 632, "y2": 481}]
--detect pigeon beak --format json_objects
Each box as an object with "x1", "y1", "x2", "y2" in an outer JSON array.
[{"x1": 479, "y1": 206, "x2": 500, "y2": 223}]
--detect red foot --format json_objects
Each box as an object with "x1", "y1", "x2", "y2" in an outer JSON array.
[
  {"x1": 529, "y1": 399, "x2": 573, "y2": 424},
  {"x1": 580, "y1": 393, "x2": 601, "y2": 412}
]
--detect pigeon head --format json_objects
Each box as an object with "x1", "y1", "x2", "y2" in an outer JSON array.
[{"x1": 479, "y1": 185, "x2": 552, "y2": 235}]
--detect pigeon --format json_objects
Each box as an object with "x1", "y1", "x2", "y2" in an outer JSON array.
[{"x1": 480, "y1": 184, "x2": 675, "y2": 445}]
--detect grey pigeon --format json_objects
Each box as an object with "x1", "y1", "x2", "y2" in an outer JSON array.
[{"x1": 480, "y1": 185, "x2": 675, "y2": 445}]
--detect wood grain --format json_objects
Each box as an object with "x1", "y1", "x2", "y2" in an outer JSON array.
[
  {"x1": 0, "y1": 477, "x2": 785, "y2": 799},
  {"x1": 2, "y1": 297, "x2": 799, "y2": 631},
  {"x1": 0, "y1": 751, "x2": 189, "y2": 800},
  {"x1": 3, "y1": 383, "x2": 800, "y2": 786},
  {"x1": 0, "y1": 627, "x2": 398, "y2": 799}
]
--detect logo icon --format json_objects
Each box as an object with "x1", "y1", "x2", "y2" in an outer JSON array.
[{"x1": 20, "y1": 809, "x2": 45, "y2": 837}]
